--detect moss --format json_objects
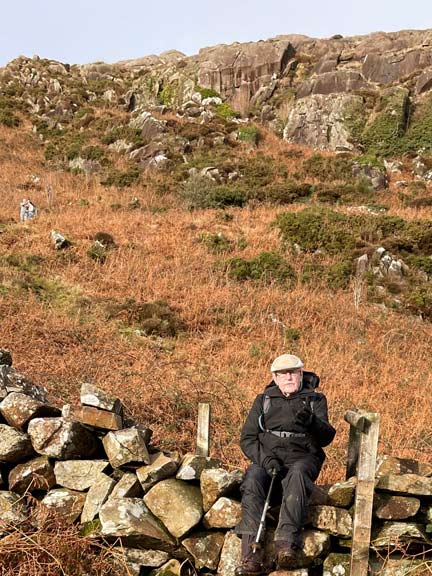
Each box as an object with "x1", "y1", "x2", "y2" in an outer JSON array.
[
  {"x1": 226, "y1": 251, "x2": 297, "y2": 285},
  {"x1": 195, "y1": 85, "x2": 221, "y2": 99}
]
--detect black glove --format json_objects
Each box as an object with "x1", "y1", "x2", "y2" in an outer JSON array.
[
  {"x1": 295, "y1": 405, "x2": 313, "y2": 428},
  {"x1": 264, "y1": 458, "x2": 281, "y2": 477}
]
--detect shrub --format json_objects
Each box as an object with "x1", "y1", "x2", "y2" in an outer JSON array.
[
  {"x1": 226, "y1": 251, "x2": 297, "y2": 285},
  {"x1": 215, "y1": 102, "x2": 237, "y2": 120},
  {"x1": 0, "y1": 109, "x2": 20, "y2": 127},
  {"x1": 301, "y1": 154, "x2": 353, "y2": 181},
  {"x1": 199, "y1": 233, "x2": 233, "y2": 253},
  {"x1": 195, "y1": 85, "x2": 221, "y2": 99},
  {"x1": 101, "y1": 167, "x2": 140, "y2": 188},
  {"x1": 181, "y1": 176, "x2": 247, "y2": 209},
  {"x1": 238, "y1": 125, "x2": 260, "y2": 145},
  {"x1": 106, "y1": 299, "x2": 184, "y2": 337},
  {"x1": 253, "y1": 182, "x2": 313, "y2": 204}
]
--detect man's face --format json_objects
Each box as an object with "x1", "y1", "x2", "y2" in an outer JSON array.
[{"x1": 274, "y1": 368, "x2": 303, "y2": 396}]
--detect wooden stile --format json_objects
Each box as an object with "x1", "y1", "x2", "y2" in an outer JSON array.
[{"x1": 196, "y1": 402, "x2": 211, "y2": 457}]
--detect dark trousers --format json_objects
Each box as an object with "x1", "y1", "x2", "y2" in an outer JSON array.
[{"x1": 236, "y1": 457, "x2": 321, "y2": 546}]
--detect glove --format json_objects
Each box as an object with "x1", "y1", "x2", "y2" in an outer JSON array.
[
  {"x1": 295, "y1": 405, "x2": 313, "y2": 428},
  {"x1": 264, "y1": 458, "x2": 281, "y2": 477}
]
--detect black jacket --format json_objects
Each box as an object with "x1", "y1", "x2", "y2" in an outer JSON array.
[{"x1": 240, "y1": 371, "x2": 336, "y2": 468}]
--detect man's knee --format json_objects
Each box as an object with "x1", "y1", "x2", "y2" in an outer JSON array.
[{"x1": 241, "y1": 464, "x2": 269, "y2": 494}]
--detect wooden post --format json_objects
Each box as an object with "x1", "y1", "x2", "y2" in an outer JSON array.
[
  {"x1": 344, "y1": 409, "x2": 380, "y2": 576},
  {"x1": 196, "y1": 403, "x2": 211, "y2": 457}
]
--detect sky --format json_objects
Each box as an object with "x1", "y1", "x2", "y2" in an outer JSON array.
[{"x1": 1, "y1": 0, "x2": 431, "y2": 67}]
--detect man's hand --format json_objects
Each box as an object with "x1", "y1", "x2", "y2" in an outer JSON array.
[
  {"x1": 264, "y1": 458, "x2": 281, "y2": 476},
  {"x1": 295, "y1": 405, "x2": 313, "y2": 428}
]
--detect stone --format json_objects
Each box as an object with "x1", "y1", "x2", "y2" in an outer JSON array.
[
  {"x1": 0, "y1": 491, "x2": 28, "y2": 528},
  {"x1": 102, "y1": 428, "x2": 150, "y2": 468},
  {"x1": 375, "y1": 455, "x2": 432, "y2": 478},
  {"x1": 136, "y1": 451, "x2": 179, "y2": 492},
  {"x1": 176, "y1": 453, "x2": 221, "y2": 481},
  {"x1": 99, "y1": 497, "x2": 175, "y2": 549},
  {"x1": 80, "y1": 382, "x2": 122, "y2": 413},
  {"x1": 123, "y1": 548, "x2": 169, "y2": 568},
  {"x1": 72, "y1": 405, "x2": 122, "y2": 430},
  {"x1": 371, "y1": 522, "x2": 431, "y2": 548},
  {"x1": 323, "y1": 552, "x2": 350, "y2": 576},
  {"x1": 109, "y1": 472, "x2": 143, "y2": 499},
  {"x1": 8, "y1": 456, "x2": 56, "y2": 493},
  {"x1": 373, "y1": 494, "x2": 421, "y2": 520},
  {"x1": 370, "y1": 558, "x2": 432, "y2": 575},
  {"x1": 41, "y1": 488, "x2": 86, "y2": 523},
  {"x1": 0, "y1": 365, "x2": 47, "y2": 402},
  {"x1": 182, "y1": 531, "x2": 225, "y2": 569},
  {"x1": 154, "y1": 559, "x2": 181, "y2": 576},
  {"x1": 0, "y1": 349, "x2": 12, "y2": 366},
  {"x1": 144, "y1": 478, "x2": 203, "y2": 538},
  {"x1": 27, "y1": 417, "x2": 99, "y2": 460},
  {"x1": 352, "y1": 163, "x2": 388, "y2": 191},
  {"x1": 50, "y1": 230, "x2": 71, "y2": 250},
  {"x1": 0, "y1": 392, "x2": 60, "y2": 429},
  {"x1": 0, "y1": 424, "x2": 35, "y2": 463},
  {"x1": 200, "y1": 468, "x2": 244, "y2": 512},
  {"x1": 217, "y1": 531, "x2": 241, "y2": 576},
  {"x1": 203, "y1": 497, "x2": 242, "y2": 529},
  {"x1": 307, "y1": 505, "x2": 352, "y2": 537},
  {"x1": 309, "y1": 477, "x2": 356, "y2": 508},
  {"x1": 81, "y1": 473, "x2": 116, "y2": 523},
  {"x1": 376, "y1": 474, "x2": 432, "y2": 496},
  {"x1": 54, "y1": 460, "x2": 109, "y2": 491}
]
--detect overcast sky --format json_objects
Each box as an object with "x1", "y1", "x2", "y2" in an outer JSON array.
[{"x1": 1, "y1": 0, "x2": 430, "y2": 67}]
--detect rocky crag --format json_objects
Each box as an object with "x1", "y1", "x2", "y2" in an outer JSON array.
[{"x1": 1, "y1": 350, "x2": 432, "y2": 575}]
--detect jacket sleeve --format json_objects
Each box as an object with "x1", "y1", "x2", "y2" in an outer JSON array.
[
  {"x1": 240, "y1": 395, "x2": 267, "y2": 466},
  {"x1": 310, "y1": 393, "x2": 336, "y2": 447}
]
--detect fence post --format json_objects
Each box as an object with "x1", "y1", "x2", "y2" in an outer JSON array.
[
  {"x1": 196, "y1": 402, "x2": 211, "y2": 457},
  {"x1": 344, "y1": 409, "x2": 380, "y2": 576}
]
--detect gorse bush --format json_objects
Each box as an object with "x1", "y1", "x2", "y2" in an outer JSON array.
[
  {"x1": 226, "y1": 251, "x2": 297, "y2": 285},
  {"x1": 181, "y1": 176, "x2": 247, "y2": 209}
]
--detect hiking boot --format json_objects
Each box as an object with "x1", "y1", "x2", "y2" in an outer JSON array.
[
  {"x1": 234, "y1": 559, "x2": 265, "y2": 576},
  {"x1": 275, "y1": 541, "x2": 300, "y2": 570},
  {"x1": 235, "y1": 536, "x2": 265, "y2": 576}
]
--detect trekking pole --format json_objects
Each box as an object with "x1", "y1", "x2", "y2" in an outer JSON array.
[{"x1": 251, "y1": 468, "x2": 277, "y2": 553}]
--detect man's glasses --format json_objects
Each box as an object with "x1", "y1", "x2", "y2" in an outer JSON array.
[{"x1": 275, "y1": 368, "x2": 302, "y2": 376}]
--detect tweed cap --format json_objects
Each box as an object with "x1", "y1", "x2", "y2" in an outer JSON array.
[{"x1": 270, "y1": 354, "x2": 304, "y2": 373}]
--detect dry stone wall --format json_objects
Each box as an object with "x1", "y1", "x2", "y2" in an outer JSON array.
[{"x1": 0, "y1": 350, "x2": 431, "y2": 575}]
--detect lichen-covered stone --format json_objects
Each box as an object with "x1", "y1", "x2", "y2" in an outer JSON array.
[
  {"x1": 323, "y1": 552, "x2": 350, "y2": 576},
  {"x1": 99, "y1": 497, "x2": 175, "y2": 549},
  {"x1": 102, "y1": 428, "x2": 150, "y2": 468},
  {"x1": 27, "y1": 417, "x2": 99, "y2": 460},
  {"x1": 375, "y1": 455, "x2": 432, "y2": 478},
  {"x1": 143, "y1": 478, "x2": 203, "y2": 538},
  {"x1": 0, "y1": 424, "x2": 35, "y2": 463},
  {"x1": 54, "y1": 460, "x2": 110, "y2": 490},
  {"x1": 80, "y1": 382, "x2": 122, "y2": 413},
  {"x1": 307, "y1": 505, "x2": 352, "y2": 537},
  {"x1": 217, "y1": 531, "x2": 241, "y2": 576},
  {"x1": 376, "y1": 474, "x2": 432, "y2": 496},
  {"x1": 203, "y1": 497, "x2": 242, "y2": 529},
  {"x1": 40, "y1": 488, "x2": 86, "y2": 523},
  {"x1": 182, "y1": 531, "x2": 225, "y2": 569},
  {"x1": 0, "y1": 365, "x2": 47, "y2": 402},
  {"x1": 123, "y1": 548, "x2": 169, "y2": 568},
  {"x1": 109, "y1": 472, "x2": 143, "y2": 499},
  {"x1": 73, "y1": 405, "x2": 122, "y2": 430},
  {"x1": 136, "y1": 451, "x2": 179, "y2": 492},
  {"x1": 373, "y1": 494, "x2": 420, "y2": 520},
  {"x1": 371, "y1": 522, "x2": 430, "y2": 548},
  {"x1": 200, "y1": 468, "x2": 243, "y2": 512},
  {"x1": 0, "y1": 392, "x2": 60, "y2": 429},
  {"x1": 0, "y1": 491, "x2": 28, "y2": 527},
  {"x1": 176, "y1": 453, "x2": 221, "y2": 481},
  {"x1": 81, "y1": 473, "x2": 116, "y2": 523},
  {"x1": 309, "y1": 477, "x2": 356, "y2": 508},
  {"x1": 8, "y1": 456, "x2": 55, "y2": 493}
]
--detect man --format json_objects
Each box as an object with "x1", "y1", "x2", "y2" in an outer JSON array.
[{"x1": 235, "y1": 354, "x2": 336, "y2": 574}]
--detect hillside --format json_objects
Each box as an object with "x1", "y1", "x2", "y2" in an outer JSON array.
[{"x1": 1, "y1": 29, "x2": 432, "y2": 487}]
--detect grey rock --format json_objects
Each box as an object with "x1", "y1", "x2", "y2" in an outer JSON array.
[
  {"x1": 109, "y1": 472, "x2": 143, "y2": 499},
  {"x1": 144, "y1": 478, "x2": 203, "y2": 538},
  {"x1": 307, "y1": 505, "x2": 352, "y2": 537},
  {"x1": 200, "y1": 468, "x2": 244, "y2": 512},
  {"x1": 376, "y1": 473, "x2": 432, "y2": 496},
  {"x1": 123, "y1": 548, "x2": 169, "y2": 568},
  {"x1": 323, "y1": 552, "x2": 350, "y2": 576},
  {"x1": 371, "y1": 521, "x2": 431, "y2": 548},
  {"x1": 376, "y1": 455, "x2": 432, "y2": 477},
  {"x1": 373, "y1": 494, "x2": 420, "y2": 520},
  {"x1": 54, "y1": 460, "x2": 109, "y2": 491},
  {"x1": 0, "y1": 424, "x2": 35, "y2": 463},
  {"x1": 217, "y1": 531, "x2": 241, "y2": 576},
  {"x1": 8, "y1": 456, "x2": 56, "y2": 493},
  {"x1": 0, "y1": 491, "x2": 28, "y2": 528},
  {"x1": 81, "y1": 473, "x2": 116, "y2": 523},
  {"x1": 80, "y1": 382, "x2": 122, "y2": 413},
  {"x1": 28, "y1": 417, "x2": 99, "y2": 460},
  {"x1": 102, "y1": 428, "x2": 150, "y2": 468},
  {"x1": 0, "y1": 391, "x2": 60, "y2": 429},
  {"x1": 40, "y1": 488, "x2": 86, "y2": 523},
  {"x1": 176, "y1": 453, "x2": 221, "y2": 481},
  {"x1": 182, "y1": 531, "x2": 225, "y2": 569},
  {"x1": 0, "y1": 365, "x2": 47, "y2": 402},
  {"x1": 203, "y1": 497, "x2": 242, "y2": 529},
  {"x1": 136, "y1": 451, "x2": 179, "y2": 492}
]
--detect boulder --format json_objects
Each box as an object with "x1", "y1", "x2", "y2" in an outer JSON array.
[
  {"x1": 80, "y1": 382, "x2": 122, "y2": 413},
  {"x1": 0, "y1": 491, "x2": 28, "y2": 528},
  {"x1": 27, "y1": 417, "x2": 99, "y2": 459},
  {"x1": 309, "y1": 477, "x2": 356, "y2": 508},
  {"x1": 200, "y1": 468, "x2": 244, "y2": 512},
  {"x1": 81, "y1": 473, "x2": 116, "y2": 523},
  {"x1": 182, "y1": 531, "x2": 225, "y2": 569},
  {"x1": 176, "y1": 453, "x2": 221, "y2": 481},
  {"x1": 136, "y1": 451, "x2": 179, "y2": 492},
  {"x1": 54, "y1": 460, "x2": 109, "y2": 491},
  {"x1": 99, "y1": 497, "x2": 175, "y2": 549},
  {"x1": 203, "y1": 497, "x2": 242, "y2": 529},
  {"x1": 307, "y1": 505, "x2": 352, "y2": 537},
  {"x1": 375, "y1": 455, "x2": 432, "y2": 478},
  {"x1": 373, "y1": 494, "x2": 421, "y2": 520},
  {"x1": 144, "y1": 478, "x2": 203, "y2": 538},
  {"x1": 0, "y1": 392, "x2": 60, "y2": 429},
  {"x1": 376, "y1": 474, "x2": 432, "y2": 496},
  {"x1": 102, "y1": 428, "x2": 150, "y2": 468},
  {"x1": 0, "y1": 424, "x2": 35, "y2": 463},
  {"x1": 0, "y1": 365, "x2": 47, "y2": 402},
  {"x1": 8, "y1": 455, "x2": 55, "y2": 493},
  {"x1": 72, "y1": 405, "x2": 122, "y2": 430},
  {"x1": 217, "y1": 531, "x2": 242, "y2": 576},
  {"x1": 109, "y1": 472, "x2": 143, "y2": 499},
  {"x1": 40, "y1": 488, "x2": 86, "y2": 523}
]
